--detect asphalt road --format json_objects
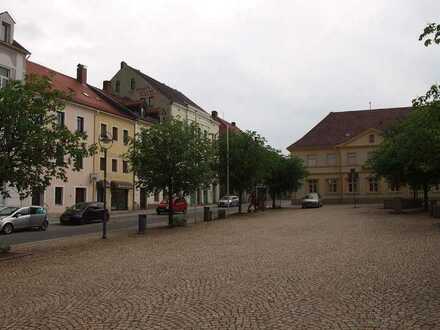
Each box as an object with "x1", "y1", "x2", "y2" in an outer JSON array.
[{"x1": 0, "y1": 205, "x2": 242, "y2": 246}]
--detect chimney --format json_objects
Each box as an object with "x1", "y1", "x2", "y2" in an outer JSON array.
[
  {"x1": 121, "y1": 61, "x2": 127, "y2": 69},
  {"x1": 103, "y1": 80, "x2": 112, "y2": 93},
  {"x1": 211, "y1": 110, "x2": 218, "y2": 119},
  {"x1": 77, "y1": 64, "x2": 87, "y2": 84},
  {"x1": 231, "y1": 122, "x2": 236, "y2": 127}
]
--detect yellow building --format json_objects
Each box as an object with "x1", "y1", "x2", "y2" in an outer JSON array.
[{"x1": 287, "y1": 107, "x2": 439, "y2": 203}]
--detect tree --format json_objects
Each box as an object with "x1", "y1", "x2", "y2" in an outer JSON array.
[
  {"x1": 369, "y1": 105, "x2": 440, "y2": 210},
  {"x1": 0, "y1": 75, "x2": 95, "y2": 200},
  {"x1": 128, "y1": 119, "x2": 216, "y2": 225},
  {"x1": 264, "y1": 148, "x2": 307, "y2": 209},
  {"x1": 218, "y1": 130, "x2": 267, "y2": 213}
]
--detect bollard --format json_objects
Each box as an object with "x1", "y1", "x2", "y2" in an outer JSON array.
[
  {"x1": 204, "y1": 206, "x2": 211, "y2": 221},
  {"x1": 138, "y1": 214, "x2": 147, "y2": 234},
  {"x1": 218, "y1": 209, "x2": 226, "y2": 219}
]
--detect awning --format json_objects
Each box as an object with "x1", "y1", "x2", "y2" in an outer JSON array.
[{"x1": 111, "y1": 181, "x2": 133, "y2": 190}]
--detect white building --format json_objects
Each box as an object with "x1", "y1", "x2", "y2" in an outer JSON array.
[{"x1": 0, "y1": 11, "x2": 30, "y2": 207}]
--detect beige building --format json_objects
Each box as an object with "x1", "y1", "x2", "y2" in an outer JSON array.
[
  {"x1": 106, "y1": 61, "x2": 220, "y2": 205},
  {"x1": 287, "y1": 107, "x2": 440, "y2": 203}
]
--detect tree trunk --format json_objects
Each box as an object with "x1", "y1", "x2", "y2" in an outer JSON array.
[
  {"x1": 272, "y1": 192, "x2": 276, "y2": 209},
  {"x1": 238, "y1": 191, "x2": 242, "y2": 213},
  {"x1": 167, "y1": 187, "x2": 174, "y2": 226},
  {"x1": 423, "y1": 184, "x2": 429, "y2": 211}
]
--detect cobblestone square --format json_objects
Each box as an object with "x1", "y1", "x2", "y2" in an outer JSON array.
[{"x1": 1, "y1": 205, "x2": 440, "y2": 329}]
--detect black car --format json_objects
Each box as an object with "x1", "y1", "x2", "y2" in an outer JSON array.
[{"x1": 60, "y1": 202, "x2": 109, "y2": 225}]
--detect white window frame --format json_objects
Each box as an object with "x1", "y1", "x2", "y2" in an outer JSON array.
[{"x1": 0, "y1": 65, "x2": 10, "y2": 89}]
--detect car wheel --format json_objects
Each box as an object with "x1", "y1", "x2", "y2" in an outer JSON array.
[
  {"x1": 40, "y1": 220, "x2": 49, "y2": 231},
  {"x1": 2, "y1": 223, "x2": 13, "y2": 235}
]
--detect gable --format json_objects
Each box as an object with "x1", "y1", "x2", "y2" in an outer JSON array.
[{"x1": 337, "y1": 128, "x2": 383, "y2": 147}]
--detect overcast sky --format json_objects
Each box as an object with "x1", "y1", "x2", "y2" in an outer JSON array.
[{"x1": 4, "y1": 1, "x2": 440, "y2": 151}]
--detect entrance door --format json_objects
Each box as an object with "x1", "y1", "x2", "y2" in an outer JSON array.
[
  {"x1": 140, "y1": 188, "x2": 147, "y2": 209},
  {"x1": 31, "y1": 190, "x2": 44, "y2": 206},
  {"x1": 75, "y1": 188, "x2": 87, "y2": 204},
  {"x1": 111, "y1": 189, "x2": 128, "y2": 210}
]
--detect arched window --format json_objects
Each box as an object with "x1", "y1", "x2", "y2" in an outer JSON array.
[
  {"x1": 130, "y1": 78, "x2": 136, "y2": 90},
  {"x1": 115, "y1": 80, "x2": 120, "y2": 93}
]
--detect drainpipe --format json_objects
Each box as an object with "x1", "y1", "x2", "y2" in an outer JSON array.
[{"x1": 92, "y1": 110, "x2": 97, "y2": 201}]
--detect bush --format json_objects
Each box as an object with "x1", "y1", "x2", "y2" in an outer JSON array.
[{"x1": 0, "y1": 241, "x2": 11, "y2": 254}]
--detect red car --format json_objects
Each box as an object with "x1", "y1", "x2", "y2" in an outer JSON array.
[{"x1": 156, "y1": 198, "x2": 188, "y2": 215}]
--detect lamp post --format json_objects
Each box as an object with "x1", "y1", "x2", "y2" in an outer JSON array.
[{"x1": 98, "y1": 132, "x2": 113, "y2": 239}]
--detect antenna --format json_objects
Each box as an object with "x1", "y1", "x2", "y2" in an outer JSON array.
[{"x1": 369, "y1": 101, "x2": 372, "y2": 110}]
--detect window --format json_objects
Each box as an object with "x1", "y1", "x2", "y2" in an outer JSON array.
[
  {"x1": 115, "y1": 80, "x2": 120, "y2": 93},
  {"x1": 123, "y1": 160, "x2": 129, "y2": 173},
  {"x1": 77, "y1": 116, "x2": 84, "y2": 133},
  {"x1": 57, "y1": 111, "x2": 65, "y2": 127},
  {"x1": 347, "y1": 152, "x2": 357, "y2": 165},
  {"x1": 100, "y1": 123, "x2": 107, "y2": 138},
  {"x1": 75, "y1": 188, "x2": 87, "y2": 204},
  {"x1": 327, "y1": 178, "x2": 337, "y2": 193},
  {"x1": 0, "y1": 66, "x2": 10, "y2": 88},
  {"x1": 130, "y1": 78, "x2": 136, "y2": 90},
  {"x1": 75, "y1": 155, "x2": 83, "y2": 170},
  {"x1": 123, "y1": 129, "x2": 129, "y2": 145},
  {"x1": 326, "y1": 154, "x2": 336, "y2": 166},
  {"x1": 308, "y1": 179, "x2": 318, "y2": 193},
  {"x1": 389, "y1": 182, "x2": 400, "y2": 192},
  {"x1": 100, "y1": 157, "x2": 106, "y2": 171},
  {"x1": 307, "y1": 155, "x2": 317, "y2": 167},
  {"x1": 2, "y1": 22, "x2": 11, "y2": 43},
  {"x1": 55, "y1": 187, "x2": 63, "y2": 205},
  {"x1": 112, "y1": 159, "x2": 118, "y2": 172},
  {"x1": 112, "y1": 127, "x2": 118, "y2": 141},
  {"x1": 154, "y1": 191, "x2": 160, "y2": 202},
  {"x1": 348, "y1": 177, "x2": 358, "y2": 193},
  {"x1": 369, "y1": 177, "x2": 378, "y2": 192},
  {"x1": 55, "y1": 146, "x2": 64, "y2": 166},
  {"x1": 369, "y1": 134, "x2": 375, "y2": 143}
]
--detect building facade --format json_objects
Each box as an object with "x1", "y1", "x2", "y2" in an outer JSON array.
[
  {"x1": 107, "y1": 61, "x2": 220, "y2": 205},
  {"x1": 287, "y1": 107, "x2": 440, "y2": 203}
]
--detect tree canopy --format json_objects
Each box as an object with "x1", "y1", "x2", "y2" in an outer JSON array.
[
  {"x1": 128, "y1": 119, "x2": 216, "y2": 225},
  {"x1": 0, "y1": 75, "x2": 95, "y2": 199}
]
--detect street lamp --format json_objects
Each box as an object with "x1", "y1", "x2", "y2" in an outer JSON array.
[{"x1": 98, "y1": 131, "x2": 113, "y2": 239}]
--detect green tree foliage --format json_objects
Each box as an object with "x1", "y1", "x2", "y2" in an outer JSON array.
[
  {"x1": 128, "y1": 119, "x2": 216, "y2": 225},
  {"x1": 218, "y1": 130, "x2": 267, "y2": 213},
  {"x1": 369, "y1": 106, "x2": 440, "y2": 209},
  {"x1": 0, "y1": 75, "x2": 95, "y2": 199},
  {"x1": 419, "y1": 23, "x2": 440, "y2": 47},
  {"x1": 264, "y1": 147, "x2": 307, "y2": 208}
]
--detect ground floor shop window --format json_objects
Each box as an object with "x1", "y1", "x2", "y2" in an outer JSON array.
[
  {"x1": 55, "y1": 187, "x2": 63, "y2": 205},
  {"x1": 348, "y1": 179, "x2": 358, "y2": 193},
  {"x1": 32, "y1": 190, "x2": 44, "y2": 206},
  {"x1": 111, "y1": 188, "x2": 128, "y2": 210}
]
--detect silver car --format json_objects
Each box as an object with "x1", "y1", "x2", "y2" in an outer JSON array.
[
  {"x1": 301, "y1": 193, "x2": 322, "y2": 208},
  {"x1": 218, "y1": 195, "x2": 240, "y2": 207},
  {"x1": 0, "y1": 206, "x2": 49, "y2": 234}
]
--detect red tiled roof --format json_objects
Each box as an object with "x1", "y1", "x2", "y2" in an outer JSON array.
[
  {"x1": 26, "y1": 61, "x2": 134, "y2": 120},
  {"x1": 287, "y1": 107, "x2": 412, "y2": 151},
  {"x1": 215, "y1": 116, "x2": 241, "y2": 134}
]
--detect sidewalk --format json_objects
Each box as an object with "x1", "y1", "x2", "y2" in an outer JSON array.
[{"x1": 48, "y1": 203, "x2": 219, "y2": 224}]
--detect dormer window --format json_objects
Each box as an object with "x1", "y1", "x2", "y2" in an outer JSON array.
[
  {"x1": 130, "y1": 78, "x2": 136, "y2": 90},
  {"x1": 2, "y1": 22, "x2": 11, "y2": 43},
  {"x1": 369, "y1": 134, "x2": 375, "y2": 143}
]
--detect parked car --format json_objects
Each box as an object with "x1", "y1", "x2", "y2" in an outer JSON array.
[
  {"x1": 301, "y1": 193, "x2": 322, "y2": 208},
  {"x1": 157, "y1": 198, "x2": 188, "y2": 215},
  {"x1": 218, "y1": 195, "x2": 240, "y2": 208},
  {"x1": 0, "y1": 206, "x2": 49, "y2": 234},
  {"x1": 60, "y1": 202, "x2": 109, "y2": 225}
]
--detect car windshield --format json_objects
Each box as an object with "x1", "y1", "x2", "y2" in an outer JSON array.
[
  {"x1": 304, "y1": 194, "x2": 317, "y2": 199},
  {"x1": 0, "y1": 207, "x2": 19, "y2": 216},
  {"x1": 221, "y1": 196, "x2": 233, "y2": 200}
]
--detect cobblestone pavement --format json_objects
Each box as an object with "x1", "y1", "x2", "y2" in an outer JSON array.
[{"x1": 1, "y1": 205, "x2": 440, "y2": 329}]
